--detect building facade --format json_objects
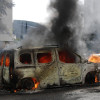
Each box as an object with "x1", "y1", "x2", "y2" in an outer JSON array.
[
  {"x1": 13, "y1": 20, "x2": 45, "y2": 39},
  {"x1": 0, "y1": 0, "x2": 14, "y2": 49}
]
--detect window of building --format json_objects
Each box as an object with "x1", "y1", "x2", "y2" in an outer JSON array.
[
  {"x1": 37, "y1": 52, "x2": 52, "y2": 63},
  {"x1": 20, "y1": 53, "x2": 32, "y2": 64},
  {"x1": 58, "y1": 50, "x2": 75, "y2": 63}
]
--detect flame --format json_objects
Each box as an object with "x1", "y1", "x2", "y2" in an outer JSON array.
[
  {"x1": 0, "y1": 55, "x2": 10, "y2": 67},
  {"x1": 14, "y1": 90, "x2": 17, "y2": 93},
  {"x1": 88, "y1": 54, "x2": 100, "y2": 63},
  {"x1": 0, "y1": 55, "x2": 4, "y2": 66},
  {"x1": 37, "y1": 53, "x2": 52, "y2": 63},
  {"x1": 5, "y1": 56, "x2": 10, "y2": 67},
  {"x1": 32, "y1": 78, "x2": 40, "y2": 90},
  {"x1": 58, "y1": 51, "x2": 75, "y2": 63},
  {"x1": 95, "y1": 75, "x2": 98, "y2": 83}
]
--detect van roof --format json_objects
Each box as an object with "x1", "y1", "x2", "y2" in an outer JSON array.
[{"x1": 17, "y1": 45, "x2": 59, "y2": 50}]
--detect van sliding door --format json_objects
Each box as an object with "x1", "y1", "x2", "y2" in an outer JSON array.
[{"x1": 35, "y1": 48, "x2": 60, "y2": 88}]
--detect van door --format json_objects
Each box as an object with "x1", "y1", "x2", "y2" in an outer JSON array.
[
  {"x1": 0, "y1": 53, "x2": 4, "y2": 84},
  {"x1": 35, "y1": 48, "x2": 60, "y2": 88},
  {"x1": 57, "y1": 49, "x2": 82, "y2": 85},
  {"x1": 3, "y1": 52, "x2": 12, "y2": 84}
]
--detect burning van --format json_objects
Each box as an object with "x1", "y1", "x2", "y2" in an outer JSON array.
[{"x1": 0, "y1": 45, "x2": 99, "y2": 91}]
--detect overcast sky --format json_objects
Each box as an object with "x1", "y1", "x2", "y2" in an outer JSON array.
[
  {"x1": 13, "y1": 0, "x2": 84, "y2": 23},
  {"x1": 13, "y1": 0, "x2": 50, "y2": 23}
]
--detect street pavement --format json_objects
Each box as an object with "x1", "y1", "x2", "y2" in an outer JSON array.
[{"x1": 0, "y1": 86, "x2": 100, "y2": 100}]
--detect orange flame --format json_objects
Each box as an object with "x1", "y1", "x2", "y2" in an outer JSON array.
[
  {"x1": 37, "y1": 53, "x2": 52, "y2": 63},
  {"x1": 14, "y1": 90, "x2": 17, "y2": 93},
  {"x1": 0, "y1": 55, "x2": 4, "y2": 66},
  {"x1": 88, "y1": 54, "x2": 100, "y2": 63},
  {"x1": 32, "y1": 78, "x2": 40, "y2": 90},
  {"x1": 95, "y1": 75, "x2": 98, "y2": 83},
  {"x1": 58, "y1": 51, "x2": 75, "y2": 63},
  {"x1": 5, "y1": 56, "x2": 10, "y2": 67}
]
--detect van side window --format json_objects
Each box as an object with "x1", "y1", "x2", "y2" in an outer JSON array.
[
  {"x1": 0, "y1": 54, "x2": 4, "y2": 66},
  {"x1": 5, "y1": 54, "x2": 10, "y2": 67},
  {"x1": 58, "y1": 50, "x2": 75, "y2": 63},
  {"x1": 20, "y1": 53, "x2": 32, "y2": 64},
  {"x1": 37, "y1": 52, "x2": 52, "y2": 63}
]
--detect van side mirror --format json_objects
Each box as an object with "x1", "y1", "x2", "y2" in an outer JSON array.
[
  {"x1": 83, "y1": 60, "x2": 88, "y2": 63},
  {"x1": 81, "y1": 59, "x2": 91, "y2": 64}
]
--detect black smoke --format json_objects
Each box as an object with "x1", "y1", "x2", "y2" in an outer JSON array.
[{"x1": 50, "y1": 0, "x2": 78, "y2": 50}]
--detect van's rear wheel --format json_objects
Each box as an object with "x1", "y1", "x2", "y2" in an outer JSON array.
[{"x1": 19, "y1": 78, "x2": 35, "y2": 90}]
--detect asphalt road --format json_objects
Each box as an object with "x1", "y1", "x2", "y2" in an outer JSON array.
[{"x1": 0, "y1": 86, "x2": 100, "y2": 100}]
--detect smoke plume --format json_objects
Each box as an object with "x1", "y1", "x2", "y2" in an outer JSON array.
[
  {"x1": 76, "y1": 0, "x2": 100, "y2": 58},
  {"x1": 83, "y1": 0, "x2": 100, "y2": 54},
  {"x1": 49, "y1": 0, "x2": 78, "y2": 50},
  {"x1": 21, "y1": 27, "x2": 55, "y2": 48},
  {"x1": 49, "y1": 0, "x2": 100, "y2": 58},
  {"x1": 5, "y1": 0, "x2": 100, "y2": 59}
]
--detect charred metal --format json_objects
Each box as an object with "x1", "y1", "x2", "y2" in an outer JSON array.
[{"x1": 0, "y1": 45, "x2": 100, "y2": 91}]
